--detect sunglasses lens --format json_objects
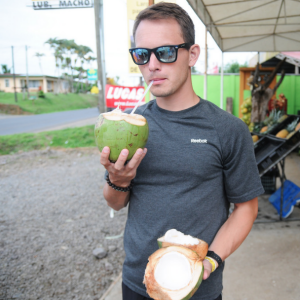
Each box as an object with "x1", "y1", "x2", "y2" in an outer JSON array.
[
  {"x1": 156, "y1": 46, "x2": 176, "y2": 63},
  {"x1": 132, "y1": 49, "x2": 149, "y2": 65}
]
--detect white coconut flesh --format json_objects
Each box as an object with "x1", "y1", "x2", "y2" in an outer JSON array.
[
  {"x1": 102, "y1": 110, "x2": 146, "y2": 126},
  {"x1": 144, "y1": 246, "x2": 203, "y2": 300},
  {"x1": 154, "y1": 252, "x2": 192, "y2": 290},
  {"x1": 164, "y1": 229, "x2": 199, "y2": 246}
]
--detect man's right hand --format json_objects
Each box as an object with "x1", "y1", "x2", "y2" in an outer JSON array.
[{"x1": 100, "y1": 146, "x2": 147, "y2": 187}]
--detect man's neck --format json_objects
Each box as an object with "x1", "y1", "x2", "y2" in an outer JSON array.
[{"x1": 155, "y1": 79, "x2": 200, "y2": 112}]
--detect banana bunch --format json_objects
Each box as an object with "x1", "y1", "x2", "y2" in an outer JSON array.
[{"x1": 240, "y1": 97, "x2": 253, "y2": 131}]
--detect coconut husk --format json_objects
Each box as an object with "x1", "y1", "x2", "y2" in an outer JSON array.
[
  {"x1": 143, "y1": 246, "x2": 203, "y2": 300},
  {"x1": 157, "y1": 237, "x2": 208, "y2": 261}
]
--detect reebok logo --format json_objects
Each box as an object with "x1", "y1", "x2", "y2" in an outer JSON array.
[{"x1": 191, "y1": 139, "x2": 207, "y2": 143}]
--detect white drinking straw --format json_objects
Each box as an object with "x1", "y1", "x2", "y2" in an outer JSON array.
[{"x1": 130, "y1": 81, "x2": 153, "y2": 115}]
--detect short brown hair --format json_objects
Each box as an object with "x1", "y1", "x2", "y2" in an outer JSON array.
[{"x1": 133, "y1": 2, "x2": 195, "y2": 45}]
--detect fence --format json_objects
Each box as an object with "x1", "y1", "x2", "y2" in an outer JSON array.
[{"x1": 146, "y1": 74, "x2": 299, "y2": 118}]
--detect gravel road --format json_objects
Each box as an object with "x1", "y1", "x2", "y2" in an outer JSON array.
[
  {"x1": 0, "y1": 148, "x2": 126, "y2": 300},
  {"x1": 1, "y1": 148, "x2": 300, "y2": 300}
]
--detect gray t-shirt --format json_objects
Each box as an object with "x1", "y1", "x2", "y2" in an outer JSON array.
[{"x1": 119, "y1": 99, "x2": 264, "y2": 300}]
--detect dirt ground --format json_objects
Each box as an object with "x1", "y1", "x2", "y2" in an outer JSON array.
[
  {"x1": 0, "y1": 148, "x2": 127, "y2": 300},
  {"x1": 1, "y1": 148, "x2": 300, "y2": 300}
]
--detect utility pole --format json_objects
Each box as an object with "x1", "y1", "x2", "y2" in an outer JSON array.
[
  {"x1": 11, "y1": 46, "x2": 18, "y2": 103},
  {"x1": 25, "y1": 45, "x2": 30, "y2": 98},
  {"x1": 94, "y1": 0, "x2": 106, "y2": 113}
]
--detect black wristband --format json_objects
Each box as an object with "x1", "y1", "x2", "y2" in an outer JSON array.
[
  {"x1": 207, "y1": 251, "x2": 223, "y2": 266},
  {"x1": 105, "y1": 173, "x2": 133, "y2": 192}
]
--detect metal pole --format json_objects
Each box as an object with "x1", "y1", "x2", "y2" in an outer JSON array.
[
  {"x1": 94, "y1": 0, "x2": 106, "y2": 113},
  {"x1": 204, "y1": 27, "x2": 207, "y2": 99},
  {"x1": 99, "y1": 0, "x2": 106, "y2": 98},
  {"x1": 220, "y1": 51, "x2": 224, "y2": 109},
  {"x1": 11, "y1": 46, "x2": 18, "y2": 103},
  {"x1": 26, "y1": 45, "x2": 30, "y2": 98}
]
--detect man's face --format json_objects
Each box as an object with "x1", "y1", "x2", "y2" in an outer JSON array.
[{"x1": 135, "y1": 19, "x2": 191, "y2": 98}]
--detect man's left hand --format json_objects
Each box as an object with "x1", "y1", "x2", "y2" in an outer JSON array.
[{"x1": 203, "y1": 259, "x2": 213, "y2": 280}]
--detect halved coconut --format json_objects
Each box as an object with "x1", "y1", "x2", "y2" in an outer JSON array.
[
  {"x1": 94, "y1": 108, "x2": 149, "y2": 162},
  {"x1": 157, "y1": 229, "x2": 208, "y2": 261},
  {"x1": 144, "y1": 246, "x2": 204, "y2": 300}
]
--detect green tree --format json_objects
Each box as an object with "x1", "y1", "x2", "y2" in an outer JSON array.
[
  {"x1": 1, "y1": 65, "x2": 11, "y2": 74},
  {"x1": 46, "y1": 38, "x2": 95, "y2": 94},
  {"x1": 221, "y1": 61, "x2": 248, "y2": 73}
]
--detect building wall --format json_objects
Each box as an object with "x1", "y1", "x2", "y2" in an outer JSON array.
[
  {"x1": 191, "y1": 74, "x2": 298, "y2": 117},
  {"x1": 276, "y1": 75, "x2": 300, "y2": 116},
  {"x1": 0, "y1": 77, "x2": 69, "y2": 94},
  {"x1": 0, "y1": 77, "x2": 22, "y2": 93},
  {"x1": 191, "y1": 75, "x2": 240, "y2": 116}
]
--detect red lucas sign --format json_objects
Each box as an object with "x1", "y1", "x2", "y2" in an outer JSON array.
[{"x1": 105, "y1": 84, "x2": 145, "y2": 110}]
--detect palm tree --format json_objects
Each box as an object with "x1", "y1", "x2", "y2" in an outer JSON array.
[
  {"x1": 45, "y1": 38, "x2": 64, "y2": 93},
  {"x1": 34, "y1": 53, "x2": 45, "y2": 74},
  {"x1": 74, "y1": 45, "x2": 93, "y2": 92},
  {"x1": 46, "y1": 38, "x2": 95, "y2": 94},
  {"x1": 1, "y1": 64, "x2": 11, "y2": 74},
  {"x1": 61, "y1": 39, "x2": 77, "y2": 92}
]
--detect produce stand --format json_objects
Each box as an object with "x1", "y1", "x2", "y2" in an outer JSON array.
[{"x1": 253, "y1": 115, "x2": 300, "y2": 222}]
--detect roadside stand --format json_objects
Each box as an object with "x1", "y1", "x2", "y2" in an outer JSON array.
[{"x1": 253, "y1": 115, "x2": 300, "y2": 221}]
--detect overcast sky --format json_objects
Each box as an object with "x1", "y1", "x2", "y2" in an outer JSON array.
[{"x1": 0, "y1": 0, "x2": 256, "y2": 85}]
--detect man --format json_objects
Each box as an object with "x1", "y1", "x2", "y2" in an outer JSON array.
[{"x1": 100, "y1": 3, "x2": 264, "y2": 300}]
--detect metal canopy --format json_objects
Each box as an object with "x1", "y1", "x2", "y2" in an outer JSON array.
[{"x1": 187, "y1": 0, "x2": 300, "y2": 52}]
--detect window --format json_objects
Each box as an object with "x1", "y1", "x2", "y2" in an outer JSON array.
[
  {"x1": 29, "y1": 80, "x2": 40, "y2": 88},
  {"x1": 5, "y1": 79, "x2": 9, "y2": 87}
]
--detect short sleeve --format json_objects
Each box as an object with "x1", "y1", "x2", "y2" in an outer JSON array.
[{"x1": 220, "y1": 117, "x2": 264, "y2": 203}]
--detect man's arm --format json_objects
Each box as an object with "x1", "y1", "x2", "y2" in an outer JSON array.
[
  {"x1": 203, "y1": 197, "x2": 258, "y2": 279},
  {"x1": 103, "y1": 183, "x2": 130, "y2": 211},
  {"x1": 100, "y1": 146, "x2": 147, "y2": 211}
]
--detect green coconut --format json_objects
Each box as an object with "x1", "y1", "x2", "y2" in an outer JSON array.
[
  {"x1": 94, "y1": 108, "x2": 149, "y2": 162},
  {"x1": 144, "y1": 246, "x2": 204, "y2": 300}
]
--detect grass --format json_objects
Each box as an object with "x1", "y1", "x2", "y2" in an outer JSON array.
[
  {"x1": 0, "y1": 92, "x2": 98, "y2": 114},
  {"x1": 0, "y1": 125, "x2": 96, "y2": 155}
]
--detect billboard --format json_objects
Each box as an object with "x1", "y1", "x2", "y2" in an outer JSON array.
[
  {"x1": 127, "y1": 0, "x2": 148, "y2": 74},
  {"x1": 127, "y1": 0, "x2": 176, "y2": 74},
  {"x1": 106, "y1": 84, "x2": 145, "y2": 110},
  {"x1": 31, "y1": 0, "x2": 93, "y2": 10}
]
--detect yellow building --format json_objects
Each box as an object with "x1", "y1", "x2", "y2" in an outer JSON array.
[{"x1": 0, "y1": 74, "x2": 69, "y2": 93}]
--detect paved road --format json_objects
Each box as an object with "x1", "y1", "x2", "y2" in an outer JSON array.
[{"x1": 0, "y1": 108, "x2": 100, "y2": 135}]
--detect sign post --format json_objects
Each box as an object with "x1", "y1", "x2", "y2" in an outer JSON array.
[
  {"x1": 87, "y1": 69, "x2": 98, "y2": 81},
  {"x1": 94, "y1": 0, "x2": 106, "y2": 113}
]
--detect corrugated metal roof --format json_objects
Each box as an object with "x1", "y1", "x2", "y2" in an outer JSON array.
[{"x1": 187, "y1": 0, "x2": 300, "y2": 52}]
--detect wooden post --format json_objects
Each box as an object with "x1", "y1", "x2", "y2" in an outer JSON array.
[
  {"x1": 149, "y1": 0, "x2": 154, "y2": 5},
  {"x1": 226, "y1": 97, "x2": 233, "y2": 114}
]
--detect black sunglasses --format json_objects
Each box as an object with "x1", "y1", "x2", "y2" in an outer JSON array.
[{"x1": 129, "y1": 43, "x2": 193, "y2": 65}]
